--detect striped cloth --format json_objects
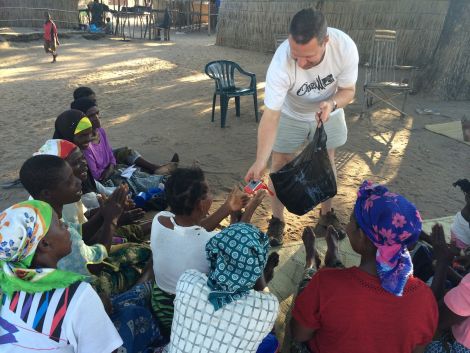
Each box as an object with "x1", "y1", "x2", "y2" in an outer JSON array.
[{"x1": 151, "y1": 282, "x2": 176, "y2": 338}]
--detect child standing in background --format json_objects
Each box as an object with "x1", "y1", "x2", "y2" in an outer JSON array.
[{"x1": 43, "y1": 12, "x2": 59, "y2": 63}]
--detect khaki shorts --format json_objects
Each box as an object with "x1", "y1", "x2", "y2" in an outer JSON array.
[{"x1": 273, "y1": 109, "x2": 348, "y2": 154}]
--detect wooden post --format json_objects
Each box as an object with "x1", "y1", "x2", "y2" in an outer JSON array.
[
  {"x1": 208, "y1": 0, "x2": 211, "y2": 35},
  {"x1": 114, "y1": 0, "x2": 121, "y2": 36},
  {"x1": 187, "y1": 1, "x2": 191, "y2": 29}
]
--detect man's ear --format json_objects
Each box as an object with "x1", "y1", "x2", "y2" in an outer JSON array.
[{"x1": 322, "y1": 34, "x2": 330, "y2": 46}]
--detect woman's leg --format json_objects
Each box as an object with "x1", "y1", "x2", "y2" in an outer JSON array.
[
  {"x1": 114, "y1": 146, "x2": 179, "y2": 174},
  {"x1": 151, "y1": 283, "x2": 176, "y2": 340},
  {"x1": 111, "y1": 285, "x2": 163, "y2": 353}
]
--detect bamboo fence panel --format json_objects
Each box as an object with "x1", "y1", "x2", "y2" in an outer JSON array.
[
  {"x1": 216, "y1": 0, "x2": 450, "y2": 66},
  {"x1": 0, "y1": 0, "x2": 80, "y2": 28}
]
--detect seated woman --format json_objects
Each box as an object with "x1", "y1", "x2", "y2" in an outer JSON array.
[
  {"x1": 150, "y1": 167, "x2": 267, "y2": 338},
  {"x1": 410, "y1": 179, "x2": 470, "y2": 285},
  {"x1": 19, "y1": 154, "x2": 152, "y2": 297},
  {"x1": 34, "y1": 139, "x2": 150, "y2": 243},
  {"x1": 73, "y1": 86, "x2": 96, "y2": 102},
  {"x1": 165, "y1": 223, "x2": 280, "y2": 353},
  {"x1": 53, "y1": 109, "x2": 170, "y2": 195},
  {"x1": 70, "y1": 98, "x2": 178, "y2": 182},
  {"x1": 424, "y1": 224, "x2": 470, "y2": 353},
  {"x1": 450, "y1": 179, "x2": 470, "y2": 252},
  {"x1": 0, "y1": 200, "x2": 123, "y2": 352},
  {"x1": 291, "y1": 181, "x2": 438, "y2": 353}
]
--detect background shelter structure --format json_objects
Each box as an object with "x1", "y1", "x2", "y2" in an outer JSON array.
[
  {"x1": 216, "y1": 0, "x2": 449, "y2": 66},
  {"x1": 215, "y1": 0, "x2": 470, "y2": 100},
  {"x1": 152, "y1": 0, "x2": 210, "y2": 32},
  {"x1": 0, "y1": 0, "x2": 80, "y2": 29}
]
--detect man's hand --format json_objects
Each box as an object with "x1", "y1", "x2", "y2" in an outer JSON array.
[
  {"x1": 100, "y1": 164, "x2": 115, "y2": 181},
  {"x1": 124, "y1": 195, "x2": 137, "y2": 211},
  {"x1": 244, "y1": 160, "x2": 267, "y2": 183},
  {"x1": 431, "y1": 224, "x2": 454, "y2": 264},
  {"x1": 118, "y1": 208, "x2": 145, "y2": 226},
  {"x1": 100, "y1": 184, "x2": 128, "y2": 225},
  {"x1": 316, "y1": 100, "x2": 334, "y2": 124}
]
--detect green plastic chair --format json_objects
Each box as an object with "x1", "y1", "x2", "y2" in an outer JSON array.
[{"x1": 204, "y1": 60, "x2": 259, "y2": 128}]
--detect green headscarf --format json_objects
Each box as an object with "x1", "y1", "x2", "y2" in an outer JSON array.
[
  {"x1": 205, "y1": 223, "x2": 269, "y2": 311},
  {"x1": 0, "y1": 200, "x2": 86, "y2": 297}
]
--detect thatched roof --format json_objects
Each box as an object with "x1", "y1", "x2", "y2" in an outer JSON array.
[
  {"x1": 0, "y1": 0, "x2": 80, "y2": 29},
  {"x1": 216, "y1": 0, "x2": 450, "y2": 67}
]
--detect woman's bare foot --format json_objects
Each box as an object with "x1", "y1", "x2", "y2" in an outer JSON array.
[
  {"x1": 264, "y1": 252, "x2": 280, "y2": 284},
  {"x1": 302, "y1": 226, "x2": 321, "y2": 270},
  {"x1": 325, "y1": 225, "x2": 341, "y2": 267},
  {"x1": 240, "y1": 190, "x2": 267, "y2": 223}
]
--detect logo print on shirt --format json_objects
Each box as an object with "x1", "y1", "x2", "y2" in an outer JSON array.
[{"x1": 297, "y1": 74, "x2": 335, "y2": 96}]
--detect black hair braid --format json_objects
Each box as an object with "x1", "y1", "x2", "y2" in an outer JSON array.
[
  {"x1": 453, "y1": 179, "x2": 470, "y2": 194},
  {"x1": 165, "y1": 167, "x2": 207, "y2": 215}
]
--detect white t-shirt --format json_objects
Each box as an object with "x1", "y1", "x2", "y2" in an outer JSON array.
[
  {"x1": 62, "y1": 201, "x2": 88, "y2": 225},
  {"x1": 264, "y1": 27, "x2": 359, "y2": 121},
  {"x1": 166, "y1": 270, "x2": 279, "y2": 353},
  {"x1": 451, "y1": 211, "x2": 470, "y2": 249},
  {"x1": 0, "y1": 282, "x2": 122, "y2": 352},
  {"x1": 150, "y1": 211, "x2": 218, "y2": 294}
]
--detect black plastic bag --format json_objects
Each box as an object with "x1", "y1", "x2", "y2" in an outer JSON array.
[{"x1": 269, "y1": 123, "x2": 337, "y2": 216}]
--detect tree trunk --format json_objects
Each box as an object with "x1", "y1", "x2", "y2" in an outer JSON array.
[{"x1": 420, "y1": 0, "x2": 470, "y2": 100}]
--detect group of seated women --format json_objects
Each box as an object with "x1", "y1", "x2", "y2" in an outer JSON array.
[{"x1": 1, "y1": 86, "x2": 470, "y2": 353}]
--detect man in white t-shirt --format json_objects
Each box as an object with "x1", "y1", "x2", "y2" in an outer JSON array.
[{"x1": 245, "y1": 9, "x2": 359, "y2": 245}]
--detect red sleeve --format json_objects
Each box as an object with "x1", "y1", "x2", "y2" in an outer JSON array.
[
  {"x1": 415, "y1": 283, "x2": 439, "y2": 345},
  {"x1": 291, "y1": 271, "x2": 322, "y2": 330}
]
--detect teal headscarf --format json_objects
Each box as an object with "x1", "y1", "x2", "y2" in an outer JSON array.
[{"x1": 205, "y1": 223, "x2": 269, "y2": 311}]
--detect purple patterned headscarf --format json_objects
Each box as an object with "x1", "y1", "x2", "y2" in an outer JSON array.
[{"x1": 354, "y1": 181, "x2": 422, "y2": 296}]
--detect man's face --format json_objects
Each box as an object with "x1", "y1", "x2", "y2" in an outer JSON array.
[
  {"x1": 289, "y1": 35, "x2": 329, "y2": 70},
  {"x1": 65, "y1": 147, "x2": 88, "y2": 182},
  {"x1": 86, "y1": 106, "x2": 101, "y2": 130},
  {"x1": 73, "y1": 128, "x2": 94, "y2": 150},
  {"x1": 47, "y1": 164, "x2": 83, "y2": 205}
]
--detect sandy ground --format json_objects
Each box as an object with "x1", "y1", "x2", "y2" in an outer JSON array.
[{"x1": 0, "y1": 32, "x2": 469, "y2": 241}]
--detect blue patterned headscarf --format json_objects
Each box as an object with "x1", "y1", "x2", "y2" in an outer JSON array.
[
  {"x1": 354, "y1": 181, "x2": 422, "y2": 296},
  {"x1": 205, "y1": 223, "x2": 269, "y2": 311}
]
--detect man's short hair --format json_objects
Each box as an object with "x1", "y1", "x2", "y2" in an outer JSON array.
[
  {"x1": 73, "y1": 86, "x2": 95, "y2": 101},
  {"x1": 289, "y1": 8, "x2": 328, "y2": 45},
  {"x1": 20, "y1": 155, "x2": 67, "y2": 198}
]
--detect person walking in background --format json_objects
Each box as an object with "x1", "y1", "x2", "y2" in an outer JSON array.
[{"x1": 43, "y1": 12, "x2": 59, "y2": 63}]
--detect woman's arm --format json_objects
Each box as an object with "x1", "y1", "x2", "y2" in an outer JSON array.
[
  {"x1": 82, "y1": 211, "x2": 103, "y2": 245},
  {"x1": 430, "y1": 224, "x2": 455, "y2": 300},
  {"x1": 99, "y1": 163, "x2": 115, "y2": 181},
  {"x1": 201, "y1": 187, "x2": 249, "y2": 231},
  {"x1": 290, "y1": 317, "x2": 316, "y2": 343}
]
